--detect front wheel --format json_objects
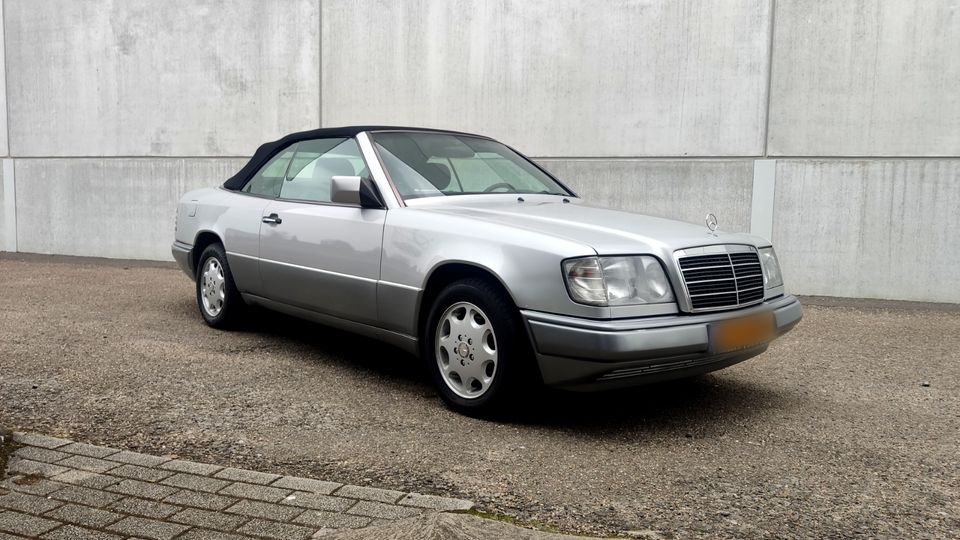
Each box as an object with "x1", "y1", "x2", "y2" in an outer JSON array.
[
  {"x1": 423, "y1": 278, "x2": 537, "y2": 416},
  {"x1": 195, "y1": 244, "x2": 245, "y2": 329}
]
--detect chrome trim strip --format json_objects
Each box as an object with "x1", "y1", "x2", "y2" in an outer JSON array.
[
  {"x1": 260, "y1": 257, "x2": 378, "y2": 284},
  {"x1": 379, "y1": 280, "x2": 422, "y2": 292},
  {"x1": 227, "y1": 251, "x2": 421, "y2": 291}
]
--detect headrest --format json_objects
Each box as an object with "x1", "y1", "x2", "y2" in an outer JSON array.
[
  {"x1": 314, "y1": 157, "x2": 356, "y2": 179},
  {"x1": 421, "y1": 162, "x2": 451, "y2": 190}
]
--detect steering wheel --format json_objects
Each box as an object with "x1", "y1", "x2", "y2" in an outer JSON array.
[{"x1": 482, "y1": 182, "x2": 517, "y2": 193}]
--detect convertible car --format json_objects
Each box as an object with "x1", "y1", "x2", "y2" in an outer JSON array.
[{"x1": 172, "y1": 126, "x2": 801, "y2": 414}]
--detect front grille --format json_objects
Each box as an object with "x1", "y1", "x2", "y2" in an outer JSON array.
[{"x1": 677, "y1": 248, "x2": 764, "y2": 311}]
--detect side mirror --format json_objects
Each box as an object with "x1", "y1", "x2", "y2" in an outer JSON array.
[{"x1": 331, "y1": 176, "x2": 385, "y2": 208}]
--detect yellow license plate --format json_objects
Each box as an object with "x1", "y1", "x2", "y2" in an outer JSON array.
[{"x1": 711, "y1": 312, "x2": 776, "y2": 353}]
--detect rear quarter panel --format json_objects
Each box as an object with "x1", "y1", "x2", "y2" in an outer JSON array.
[{"x1": 176, "y1": 187, "x2": 270, "y2": 293}]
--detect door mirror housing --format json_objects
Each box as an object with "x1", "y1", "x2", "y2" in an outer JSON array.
[{"x1": 331, "y1": 176, "x2": 384, "y2": 208}]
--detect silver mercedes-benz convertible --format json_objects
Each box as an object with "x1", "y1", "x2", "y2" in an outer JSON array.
[{"x1": 172, "y1": 126, "x2": 802, "y2": 415}]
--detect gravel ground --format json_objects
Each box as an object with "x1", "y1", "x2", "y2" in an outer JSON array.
[{"x1": 1, "y1": 254, "x2": 957, "y2": 539}]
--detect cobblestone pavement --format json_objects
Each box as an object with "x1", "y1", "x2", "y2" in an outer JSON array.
[{"x1": 0, "y1": 432, "x2": 473, "y2": 539}]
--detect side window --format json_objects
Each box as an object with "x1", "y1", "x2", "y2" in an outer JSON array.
[
  {"x1": 242, "y1": 148, "x2": 295, "y2": 197},
  {"x1": 279, "y1": 138, "x2": 363, "y2": 203}
]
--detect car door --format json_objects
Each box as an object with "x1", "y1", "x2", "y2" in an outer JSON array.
[
  {"x1": 258, "y1": 137, "x2": 385, "y2": 325},
  {"x1": 222, "y1": 146, "x2": 297, "y2": 297}
]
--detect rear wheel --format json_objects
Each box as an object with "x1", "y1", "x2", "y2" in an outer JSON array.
[
  {"x1": 424, "y1": 278, "x2": 536, "y2": 416},
  {"x1": 195, "y1": 243, "x2": 245, "y2": 328}
]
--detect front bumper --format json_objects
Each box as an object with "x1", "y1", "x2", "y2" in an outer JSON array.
[{"x1": 523, "y1": 295, "x2": 802, "y2": 391}]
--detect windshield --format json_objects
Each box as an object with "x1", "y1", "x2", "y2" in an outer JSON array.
[{"x1": 371, "y1": 132, "x2": 572, "y2": 200}]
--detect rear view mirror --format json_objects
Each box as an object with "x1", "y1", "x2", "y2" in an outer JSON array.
[{"x1": 331, "y1": 176, "x2": 384, "y2": 208}]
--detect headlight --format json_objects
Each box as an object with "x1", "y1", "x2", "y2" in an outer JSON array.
[
  {"x1": 759, "y1": 247, "x2": 783, "y2": 289},
  {"x1": 563, "y1": 256, "x2": 675, "y2": 306}
]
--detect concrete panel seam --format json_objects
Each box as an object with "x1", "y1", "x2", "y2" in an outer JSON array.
[
  {"x1": 2, "y1": 0, "x2": 10, "y2": 158},
  {"x1": 750, "y1": 159, "x2": 776, "y2": 242},
  {"x1": 3, "y1": 157, "x2": 16, "y2": 251},
  {"x1": 762, "y1": 0, "x2": 777, "y2": 157},
  {"x1": 318, "y1": 0, "x2": 322, "y2": 128},
  {"x1": 533, "y1": 156, "x2": 960, "y2": 162}
]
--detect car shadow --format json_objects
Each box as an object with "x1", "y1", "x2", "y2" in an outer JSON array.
[
  {"x1": 507, "y1": 376, "x2": 792, "y2": 437},
  {"x1": 234, "y1": 305, "x2": 429, "y2": 385},
  {"x1": 172, "y1": 299, "x2": 797, "y2": 434}
]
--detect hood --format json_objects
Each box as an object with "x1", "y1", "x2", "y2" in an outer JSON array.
[{"x1": 408, "y1": 196, "x2": 765, "y2": 255}]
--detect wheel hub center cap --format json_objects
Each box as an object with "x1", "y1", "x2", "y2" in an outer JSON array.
[{"x1": 456, "y1": 342, "x2": 470, "y2": 358}]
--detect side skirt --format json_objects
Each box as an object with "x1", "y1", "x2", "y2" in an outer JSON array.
[{"x1": 240, "y1": 293, "x2": 420, "y2": 356}]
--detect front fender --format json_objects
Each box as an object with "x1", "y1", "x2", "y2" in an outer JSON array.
[{"x1": 378, "y1": 209, "x2": 601, "y2": 336}]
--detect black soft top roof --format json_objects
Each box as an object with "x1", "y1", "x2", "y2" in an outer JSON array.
[{"x1": 222, "y1": 125, "x2": 484, "y2": 191}]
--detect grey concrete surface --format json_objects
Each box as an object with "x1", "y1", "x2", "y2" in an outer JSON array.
[
  {"x1": 14, "y1": 158, "x2": 244, "y2": 260},
  {"x1": 0, "y1": 3, "x2": 956, "y2": 301},
  {"x1": 322, "y1": 0, "x2": 770, "y2": 157},
  {"x1": 0, "y1": 256, "x2": 957, "y2": 539},
  {"x1": 539, "y1": 159, "x2": 754, "y2": 233},
  {"x1": 0, "y1": 2, "x2": 7, "y2": 158},
  {"x1": 768, "y1": 1, "x2": 960, "y2": 156},
  {"x1": 4, "y1": 0, "x2": 320, "y2": 157},
  {"x1": 0, "y1": 432, "x2": 473, "y2": 539},
  {"x1": 0, "y1": 161, "x2": 10, "y2": 252},
  {"x1": 773, "y1": 159, "x2": 960, "y2": 303}
]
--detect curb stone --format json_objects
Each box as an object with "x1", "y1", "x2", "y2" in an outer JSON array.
[{"x1": 0, "y1": 432, "x2": 474, "y2": 539}]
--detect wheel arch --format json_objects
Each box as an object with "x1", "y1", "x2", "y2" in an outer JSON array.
[
  {"x1": 416, "y1": 261, "x2": 520, "y2": 342},
  {"x1": 191, "y1": 230, "x2": 223, "y2": 277}
]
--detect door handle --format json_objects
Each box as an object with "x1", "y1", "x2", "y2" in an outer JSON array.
[{"x1": 262, "y1": 213, "x2": 282, "y2": 224}]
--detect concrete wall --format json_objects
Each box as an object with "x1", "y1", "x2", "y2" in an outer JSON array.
[{"x1": 0, "y1": 0, "x2": 957, "y2": 303}]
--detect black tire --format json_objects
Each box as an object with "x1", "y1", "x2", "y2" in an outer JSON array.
[
  {"x1": 195, "y1": 243, "x2": 245, "y2": 329},
  {"x1": 422, "y1": 277, "x2": 538, "y2": 416}
]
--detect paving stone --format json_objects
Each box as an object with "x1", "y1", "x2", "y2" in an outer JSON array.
[
  {"x1": 162, "y1": 472, "x2": 232, "y2": 493},
  {"x1": 109, "y1": 464, "x2": 174, "y2": 482},
  {"x1": 294, "y1": 509, "x2": 372, "y2": 529},
  {"x1": 107, "y1": 497, "x2": 179, "y2": 519},
  {"x1": 41, "y1": 524, "x2": 125, "y2": 540},
  {"x1": 162, "y1": 490, "x2": 239, "y2": 511},
  {"x1": 397, "y1": 492, "x2": 474, "y2": 511},
  {"x1": 104, "y1": 450, "x2": 170, "y2": 468},
  {"x1": 159, "y1": 459, "x2": 223, "y2": 476},
  {"x1": 271, "y1": 476, "x2": 341, "y2": 495},
  {"x1": 282, "y1": 492, "x2": 354, "y2": 512},
  {"x1": 237, "y1": 518, "x2": 315, "y2": 540},
  {"x1": 13, "y1": 446, "x2": 72, "y2": 464},
  {"x1": 0, "y1": 476, "x2": 64, "y2": 496},
  {"x1": 0, "y1": 491, "x2": 64, "y2": 513},
  {"x1": 51, "y1": 470, "x2": 121, "y2": 490},
  {"x1": 57, "y1": 455, "x2": 120, "y2": 474},
  {"x1": 225, "y1": 499, "x2": 303, "y2": 521},
  {"x1": 218, "y1": 482, "x2": 290, "y2": 502},
  {"x1": 107, "y1": 516, "x2": 190, "y2": 540},
  {"x1": 177, "y1": 530, "x2": 249, "y2": 540},
  {"x1": 334, "y1": 485, "x2": 404, "y2": 504},
  {"x1": 106, "y1": 478, "x2": 179, "y2": 500},
  {"x1": 44, "y1": 503, "x2": 124, "y2": 528},
  {"x1": 214, "y1": 467, "x2": 281, "y2": 485},
  {"x1": 169, "y1": 507, "x2": 249, "y2": 531},
  {"x1": 50, "y1": 484, "x2": 123, "y2": 507},
  {"x1": 58, "y1": 442, "x2": 120, "y2": 459},
  {"x1": 346, "y1": 500, "x2": 422, "y2": 520},
  {"x1": 13, "y1": 433, "x2": 71, "y2": 449},
  {"x1": 0, "y1": 510, "x2": 60, "y2": 536},
  {"x1": 6, "y1": 457, "x2": 70, "y2": 477}
]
